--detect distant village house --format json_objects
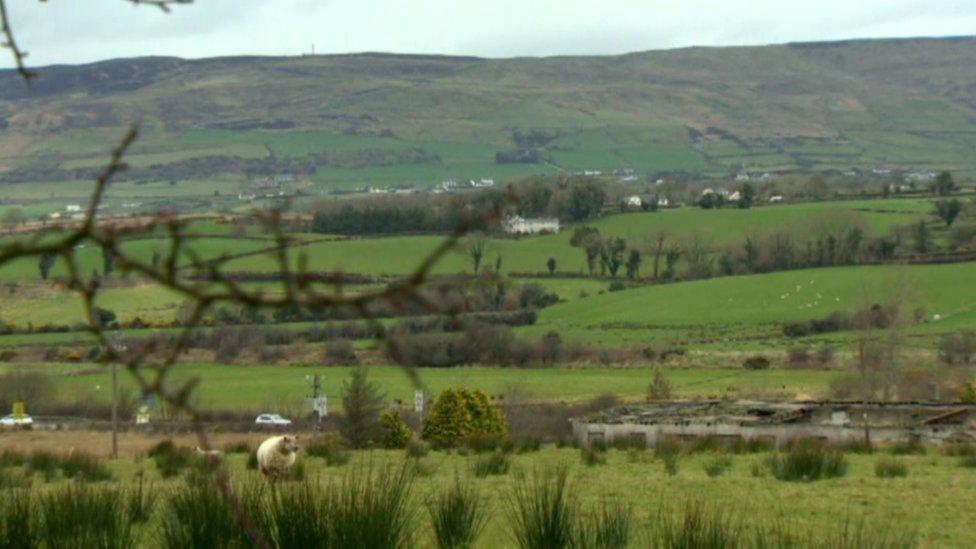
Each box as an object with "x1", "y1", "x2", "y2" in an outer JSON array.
[{"x1": 503, "y1": 215, "x2": 560, "y2": 236}]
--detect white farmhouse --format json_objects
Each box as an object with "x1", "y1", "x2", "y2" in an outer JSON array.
[
  {"x1": 701, "y1": 188, "x2": 730, "y2": 197},
  {"x1": 624, "y1": 195, "x2": 642, "y2": 207},
  {"x1": 503, "y1": 216, "x2": 560, "y2": 236}
]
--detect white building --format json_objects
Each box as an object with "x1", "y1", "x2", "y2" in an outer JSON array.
[
  {"x1": 624, "y1": 195, "x2": 642, "y2": 207},
  {"x1": 701, "y1": 188, "x2": 730, "y2": 197},
  {"x1": 65, "y1": 204, "x2": 82, "y2": 213},
  {"x1": 503, "y1": 216, "x2": 560, "y2": 235},
  {"x1": 906, "y1": 171, "x2": 936, "y2": 183}
]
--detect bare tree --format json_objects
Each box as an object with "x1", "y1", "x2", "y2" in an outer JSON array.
[
  {"x1": 467, "y1": 233, "x2": 487, "y2": 273},
  {"x1": 645, "y1": 229, "x2": 670, "y2": 281},
  {"x1": 0, "y1": 5, "x2": 490, "y2": 545}
]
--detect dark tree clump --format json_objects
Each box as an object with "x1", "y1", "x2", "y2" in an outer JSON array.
[{"x1": 339, "y1": 366, "x2": 386, "y2": 449}]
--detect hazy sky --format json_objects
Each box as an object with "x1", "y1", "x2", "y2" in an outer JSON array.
[{"x1": 2, "y1": 0, "x2": 974, "y2": 68}]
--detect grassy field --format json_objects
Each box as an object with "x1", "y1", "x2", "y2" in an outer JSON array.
[
  {"x1": 524, "y1": 262, "x2": 976, "y2": 347},
  {"x1": 0, "y1": 442, "x2": 972, "y2": 546},
  {"x1": 223, "y1": 199, "x2": 933, "y2": 276},
  {"x1": 2, "y1": 363, "x2": 837, "y2": 412},
  {"x1": 0, "y1": 236, "x2": 273, "y2": 282}
]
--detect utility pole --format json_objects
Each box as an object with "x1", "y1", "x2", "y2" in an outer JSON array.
[
  {"x1": 111, "y1": 360, "x2": 118, "y2": 459},
  {"x1": 307, "y1": 374, "x2": 325, "y2": 427},
  {"x1": 109, "y1": 335, "x2": 126, "y2": 460}
]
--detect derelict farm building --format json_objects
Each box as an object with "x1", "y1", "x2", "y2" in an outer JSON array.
[{"x1": 574, "y1": 400, "x2": 976, "y2": 448}]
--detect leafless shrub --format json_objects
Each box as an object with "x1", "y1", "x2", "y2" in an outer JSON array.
[{"x1": 939, "y1": 331, "x2": 976, "y2": 366}]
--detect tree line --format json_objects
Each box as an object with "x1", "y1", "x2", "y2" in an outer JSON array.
[
  {"x1": 568, "y1": 206, "x2": 973, "y2": 283},
  {"x1": 310, "y1": 177, "x2": 607, "y2": 235}
]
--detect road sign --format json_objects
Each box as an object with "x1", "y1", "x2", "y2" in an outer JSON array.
[
  {"x1": 314, "y1": 396, "x2": 328, "y2": 418},
  {"x1": 11, "y1": 402, "x2": 25, "y2": 419},
  {"x1": 136, "y1": 405, "x2": 150, "y2": 425},
  {"x1": 414, "y1": 390, "x2": 424, "y2": 414}
]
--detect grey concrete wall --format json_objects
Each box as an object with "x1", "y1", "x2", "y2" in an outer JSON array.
[{"x1": 572, "y1": 420, "x2": 959, "y2": 448}]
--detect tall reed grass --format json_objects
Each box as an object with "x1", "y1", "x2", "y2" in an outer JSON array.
[
  {"x1": 428, "y1": 476, "x2": 489, "y2": 549},
  {"x1": 767, "y1": 439, "x2": 847, "y2": 481}
]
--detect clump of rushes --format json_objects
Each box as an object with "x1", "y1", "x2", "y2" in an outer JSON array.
[
  {"x1": 428, "y1": 476, "x2": 489, "y2": 549},
  {"x1": 767, "y1": 438, "x2": 847, "y2": 481},
  {"x1": 874, "y1": 457, "x2": 908, "y2": 478},
  {"x1": 39, "y1": 483, "x2": 136, "y2": 549},
  {"x1": 507, "y1": 467, "x2": 576, "y2": 549},
  {"x1": 473, "y1": 450, "x2": 511, "y2": 477}
]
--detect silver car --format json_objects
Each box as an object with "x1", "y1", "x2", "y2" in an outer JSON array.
[
  {"x1": 0, "y1": 414, "x2": 33, "y2": 428},
  {"x1": 254, "y1": 413, "x2": 292, "y2": 426}
]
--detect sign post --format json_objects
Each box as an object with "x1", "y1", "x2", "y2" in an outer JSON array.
[
  {"x1": 111, "y1": 360, "x2": 118, "y2": 459},
  {"x1": 414, "y1": 389, "x2": 424, "y2": 424},
  {"x1": 109, "y1": 336, "x2": 127, "y2": 460},
  {"x1": 306, "y1": 374, "x2": 326, "y2": 425},
  {"x1": 314, "y1": 396, "x2": 328, "y2": 420}
]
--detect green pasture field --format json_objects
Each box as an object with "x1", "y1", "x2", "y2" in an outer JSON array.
[
  {"x1": 222, "y1": 199, "x2": 932, "y2": 276},
  {"x1": 523, "y1": 262, "x2": 976, "y2": 348},
  {"x1": 2, "y1": 445, "x2": 973, "y2": 546},
  {"x1": 0, "y1": 282, "x2": 187, "y2": 327},
  {"x1": 4, "y1": 363, "x2": 836, "y2": 412},
  {"x1": 0, "y1": 272, "x2": 601, "y2": 328},
  {"x1": 0, "y1": 236, "x2": 271, "y2": 282}
]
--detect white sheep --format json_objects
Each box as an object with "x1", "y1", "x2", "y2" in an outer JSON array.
[
  {"x1": 193, "y1": 446, "x2": 224, "y2": 462},
  {"x1": 256, "y1": 435, "x2": 299, "y2": 479}
]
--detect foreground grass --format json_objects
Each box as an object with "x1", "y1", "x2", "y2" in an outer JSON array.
[{"x1": 2, "y1": 446, "x2": 974, "y2": 546}]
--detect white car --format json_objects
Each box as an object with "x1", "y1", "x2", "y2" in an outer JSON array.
[
  {"x1": 254, "y1": 413, "x2": 292, "y2": 426},
  {"x1": 0, "y1": 414, "x2": 33, "y2": 428}
]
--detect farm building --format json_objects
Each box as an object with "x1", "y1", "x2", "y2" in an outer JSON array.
[
  {"x1": 623, "y1": 195, "x2": 643, "y2": 208},
  {"x1": 503, "y1": 215, "x2": 560, "y2": 235},
  {"x1": 573, "y1": 400, "x2": 976, "y2": 448}
]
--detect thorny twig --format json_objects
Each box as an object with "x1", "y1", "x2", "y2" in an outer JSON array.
[
  {"x1": 0, "y1": 124, "x2": 491, "y2": 546},
  {"x1": 126, "y1": 0, "x2": 194, "y2": 13},
  {"x1": 0, "y1": 2, "x2": 486, "y2": 544},
  {"x1": 1, "y1": 0, "x2": 194, "y2": 83},
  {"x1": 0, "y1": 0, "x2": 36, "y2": 82}
]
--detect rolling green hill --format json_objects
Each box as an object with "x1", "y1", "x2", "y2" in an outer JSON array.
[
  {"x1": 523, "y1": 262, "x2": 976, "y2": 348},
  {"x1": 2, "y1": 36, "x2": 976, "y2": 196},
  {"x1": 221, "y1": 199, "x2": 931, "y2": 275}
]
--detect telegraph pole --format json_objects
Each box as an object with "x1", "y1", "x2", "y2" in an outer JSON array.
[
  {"x1": 109, "y1": 335, "x2": 126, "y2": 460},
  {"x1": 111, "y1": 360, "x2": 118, "y2": 459}
]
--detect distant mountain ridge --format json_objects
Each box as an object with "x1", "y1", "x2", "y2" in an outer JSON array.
[{"x1": 1, "y1": 35, "x2": 975, "y2": 180}]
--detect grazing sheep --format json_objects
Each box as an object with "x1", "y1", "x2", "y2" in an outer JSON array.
[
  {"x1": 256, "y1": 435, "x2": 299, "y2": 479},
  {"x1": 193, "y1": 446, "x2": 224, "y2": 462}
]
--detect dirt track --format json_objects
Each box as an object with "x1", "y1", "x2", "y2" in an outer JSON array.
[{"x1": 0, "y1": 430, "x2": 275, "y2": 458}]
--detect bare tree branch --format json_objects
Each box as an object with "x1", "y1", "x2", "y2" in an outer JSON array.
[
  {"x1": 0, "y1": 0, "x2": 37, "y2": 83},
  {"x1": 126, "y1": 0, "x2": 194, "y2": 13},
  {"x1": 1, "y1": 0, "x2": 193, "y2": 83}
]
